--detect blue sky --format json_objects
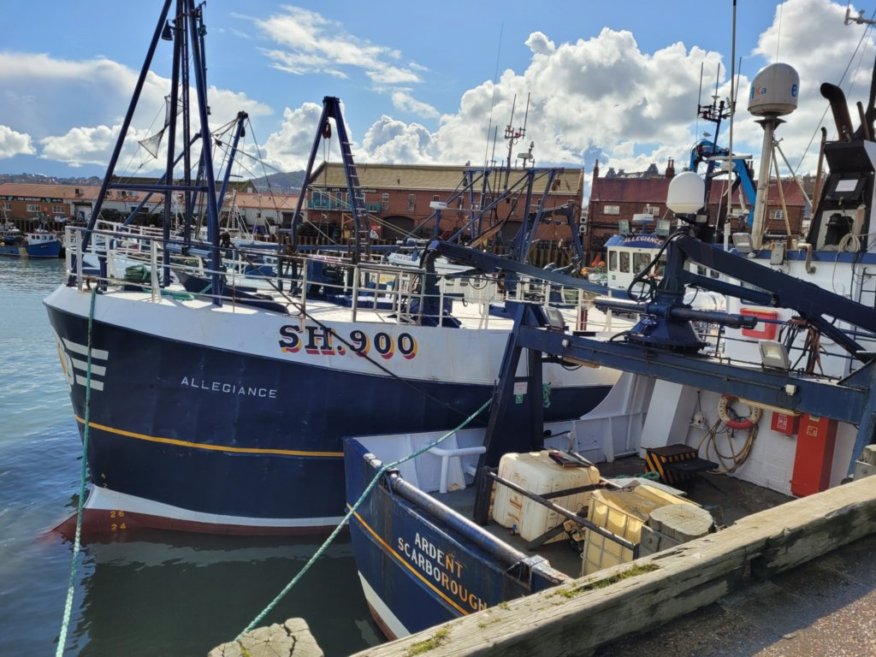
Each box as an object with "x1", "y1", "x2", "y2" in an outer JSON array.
[{"x1": 1, "y1": 0, "x2": 874, "y2": 186}]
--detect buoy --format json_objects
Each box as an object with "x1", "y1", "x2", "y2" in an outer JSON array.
[{"x1": 717, "y1": 395, "x2": 762, "y2": 430}]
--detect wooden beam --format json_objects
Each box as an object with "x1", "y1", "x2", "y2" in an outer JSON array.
[{"x1": 352, "y1": 475, "x2": 876, "y2": 657}]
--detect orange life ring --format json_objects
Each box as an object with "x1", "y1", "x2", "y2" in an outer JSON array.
[{"x1": 717, "y1": 395, "x2": 762, "y2": 430}]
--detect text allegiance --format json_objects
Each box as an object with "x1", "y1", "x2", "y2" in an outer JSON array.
[{"x1": 180, "y1": 377, "x2": 277, "y2": 398}]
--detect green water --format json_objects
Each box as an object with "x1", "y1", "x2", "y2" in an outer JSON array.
[{"x1": 0, "y1": 258, "x2": 379, "y2": 656}]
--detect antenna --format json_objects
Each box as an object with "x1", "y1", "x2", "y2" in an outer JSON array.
[
  {"x1": 504, "y1": 92, "x2": 529, "y2": 187},
  {"x1": 845, "y1": 5, "x2": 875, "y2": 25}
]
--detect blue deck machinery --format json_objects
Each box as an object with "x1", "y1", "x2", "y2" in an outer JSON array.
[{"x1": 425, "y1": 175, "x2": 876, "y2": 482}]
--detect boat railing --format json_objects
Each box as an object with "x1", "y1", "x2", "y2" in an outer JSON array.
[{"x1": 64, "y1": 223, "x2": 538, "y2": 327}]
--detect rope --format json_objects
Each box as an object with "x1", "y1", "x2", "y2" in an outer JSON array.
[
  {"x1": 55, "y1": 285, "x2": 98, "y2": 657},
  {"x1": 235, "y1": 396, "x2": 492, "y2": 640}
]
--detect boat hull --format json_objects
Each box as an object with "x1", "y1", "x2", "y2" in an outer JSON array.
[
  {"x1": 0, "y1": 238, "x2": 61, "y2": 258},
  {"x1": 44, "y1": 285, "x2": 616, "y2": 534},
  {"x1": 344, "y1": 439, "x2": 566, "y2": 638}
]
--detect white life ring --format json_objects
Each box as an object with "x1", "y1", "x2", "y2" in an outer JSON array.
[{"x1": 717, "y1": 395, "x2": 762, "y2": 431}]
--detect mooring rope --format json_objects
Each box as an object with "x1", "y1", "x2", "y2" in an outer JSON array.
[
  {"x1": 55, "y1": 285, "x2": 98, "y2": 657},
  {"x1": 236, "y1": 396, "x2": 493, "y2": 640}
]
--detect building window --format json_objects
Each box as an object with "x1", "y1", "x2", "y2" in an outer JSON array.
[
  {"x1": 407, "y1": 194, "x2": 416, "y2": 212},
  {"x1": 644, "y1": 205, "x2": 660, "y2": 216},
  {"x1": 381, "y1": 193, "x2": 390, "y2": 211},
  {"x1": 26, "y1": 204, "x2": 39, "y2": 213},
  {"x1": 52, "y1": 204, "x2": 65, "y2": 213},
  {"x1": 311, "y1": 191, "x2": 330, "y2": 209},
  {"x1": 603, "y1": 204, "x2": 620, "y2": 215},
  {"x1": 771, "y1": 209, "x2": 785, "y2": 220}
]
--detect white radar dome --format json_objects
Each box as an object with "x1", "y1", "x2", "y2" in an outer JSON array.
[
  {"x1": 748, "y1": 63, "x2": 799, "y2": 117},
  {"x1": 666, "y1": 172, "x2": 705, "y2": 215}
]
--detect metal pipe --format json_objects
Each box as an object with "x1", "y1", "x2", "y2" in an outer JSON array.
[
  {"x1": 484, "y1": 470, "x2": 636, "y2": 551},
  {"x1": 752, "y1": 117, "x2": 778, "y2": 249}
]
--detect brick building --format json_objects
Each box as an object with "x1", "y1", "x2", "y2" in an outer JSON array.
[
  {"x1": 585, "y1": 160, "x2": 811, "y2": 259},
  {"x1": 0, "y1": 181, "x2": 295, "y2": 234},
  {"x1": 304, "y1": 162, "x2": 584, "y2": 244}
]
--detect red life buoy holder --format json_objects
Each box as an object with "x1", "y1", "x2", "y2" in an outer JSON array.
[{"x1": 717, "y1": 395, "x2": 762, "y2": 430}]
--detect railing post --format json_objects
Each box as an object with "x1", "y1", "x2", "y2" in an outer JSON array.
[
  {"x1": 438, "y1": 274, "x2": 445, "y2": 327},
  {"x1": 74, "y1": 229, "x2": 83, "y2": 290},
  {"x1": 351, "y1": 264, "x2": 360, "y2": 322},
  {"x1": 300, "y1": 258, "x2": 307, "y2": 317},
  {"x1": 151, "y1": 239, "x2": 159, "y2": 302}
]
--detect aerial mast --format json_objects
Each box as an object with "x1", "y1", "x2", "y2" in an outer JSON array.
[{"x1": 504, "y1": 92, "x2": 529, "y2": 189}]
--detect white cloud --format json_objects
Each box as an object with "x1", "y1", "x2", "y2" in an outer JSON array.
[
  {"x1": 0, "y1": 125, "x2": 35, "y2": 159},
  {"x1": 265, "y1": 0, "x2": 866, "y2": 182},
  {"x1": 391, "y1": 91, "x2": 440, "y2": 119},
  {"x1": 0, "y1": 51, "x2": 272, "y2": 172},
  {"x1": 360, "y1": 116, "x2": 435, "y2": 163},
  {"x1": 253, "y1": 7, "x2": 424, "y2": 86},
  {"x1": 39, "y1": 124, "x2": 125, "y2": 168},
  {"x1": 261, "y1": 102, "x2": 333, "y2": 172},
  {"x1": 526, "y1": 32, "x2": 556, "y2": 56}
]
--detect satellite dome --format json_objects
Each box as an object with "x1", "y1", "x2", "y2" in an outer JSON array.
[
  {"x1": 748, "y1": 63, "x2": 799, "y2": 117},
  {"x1": 666, "y1": 172, "x2": 705, "y2": 215}
]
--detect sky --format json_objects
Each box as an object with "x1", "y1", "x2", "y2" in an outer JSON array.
[{"x1": 2, "y1": 0, "x2": 876, "y2": 195}]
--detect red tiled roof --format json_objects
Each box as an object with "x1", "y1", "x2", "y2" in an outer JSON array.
[{"x1": 0, "y1": 183, "x2": 101, "y2": 199}]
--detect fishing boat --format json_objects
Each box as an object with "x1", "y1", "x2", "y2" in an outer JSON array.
[
  {"x1": 344, "y1": 59, "x2": 876, "y2": 639},
  {"x1": 44, "y1": 0, "x2": 619, "y2": 536},
  {"x1": 0, "y1": 223, "x2": 62, "y2": 258}
]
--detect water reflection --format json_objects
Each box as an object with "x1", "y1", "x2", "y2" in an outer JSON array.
[{"x1": 71, "y1": 531, "x2": 379, "y2": 657}]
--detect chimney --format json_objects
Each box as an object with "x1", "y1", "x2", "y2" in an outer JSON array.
[{"x1": 665, "y1": 158, "x2": 676, "y2": 178}]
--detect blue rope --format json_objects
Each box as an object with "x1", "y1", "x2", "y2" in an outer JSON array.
[
  {"x1": 237, "y1": 396, "x2": 492, "y2": 639},
  {"x1": 55, "y1": 286, "x2": 97, "y2": 657}
]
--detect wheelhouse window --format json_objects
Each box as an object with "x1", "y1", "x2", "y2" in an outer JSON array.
[
  {"x1": 608, "y1": 251, "x2": 618, "y2": 272},
  {"x1": 633, "y1": 252, "x2": 652, "y2": 274},
  {"x1": 619, "y1": 251, "x2": 631, "y2": 273}
]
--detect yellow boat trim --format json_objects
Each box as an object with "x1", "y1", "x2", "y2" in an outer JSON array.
[
  {"x1": 74, "y1": 416, "x2": 343, "y2": 458},
  {"x1": 350, "y1": 507, "x2": 468, "y2": 616}
]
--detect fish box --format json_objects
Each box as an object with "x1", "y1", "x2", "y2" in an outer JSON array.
[
  {"x1": 491, "y1": 450, "x2": 599, "y2": 544},
  {"x1": 581, "y1": 483, "x2": 693, "y2": 575}
]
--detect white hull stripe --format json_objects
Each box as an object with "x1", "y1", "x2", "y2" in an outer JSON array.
[
  {"x1": 71, "y1": 357, "x2": 106, "y2": 376},
  {"x1": 86, "y1": 486, "x2": 344, "y2": 529},
  {"x1": 62, "y1": 337, "x2": 109, "y2": 361},
  {"x1": 358, "y1": 572, "x2": 410, "y2": 639},
  {"x1": 75, "y1": 375, "x2": 104, "y2": 391}
]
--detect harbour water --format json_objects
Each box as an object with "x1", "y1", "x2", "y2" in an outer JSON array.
[{"x1": 0, "y1": 258, "x2": 379, "y2": 656}]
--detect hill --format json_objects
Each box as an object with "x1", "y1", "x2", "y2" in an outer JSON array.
[{"x1": 0, "y1": 170, "x2": 307, "y2": 194}]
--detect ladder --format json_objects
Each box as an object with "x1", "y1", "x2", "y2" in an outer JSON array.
[{"x1": 289, "y1": 96, "x2": 371, "y2": 262}]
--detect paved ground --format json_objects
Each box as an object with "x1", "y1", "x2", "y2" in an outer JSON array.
[{"x1": 593, "y1": 524, "x2": 876, "y2": 657}]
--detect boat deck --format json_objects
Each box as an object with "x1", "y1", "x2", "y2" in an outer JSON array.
[{"x1": 433, "y1": 455, "x2": 792, "y2": 582}]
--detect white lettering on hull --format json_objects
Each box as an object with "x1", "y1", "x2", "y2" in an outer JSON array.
[{"x1": 179, "y1": 376, "x2": 277, "y2": 399}]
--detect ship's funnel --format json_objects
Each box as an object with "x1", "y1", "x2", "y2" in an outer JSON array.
[{"x1": 821, "y1": 82, "x2": 855, "y2": 141}]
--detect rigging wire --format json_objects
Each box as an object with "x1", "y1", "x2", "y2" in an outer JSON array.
[
  {"x1": 235, "y1": 396, "x2": 493, "y2": 640},
  {"x1": 794, "y1": 11, "x2": 876, "y2": 173},
  {"x1": 54, "y1": 287, "x2": 98, "y2": 657}
]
